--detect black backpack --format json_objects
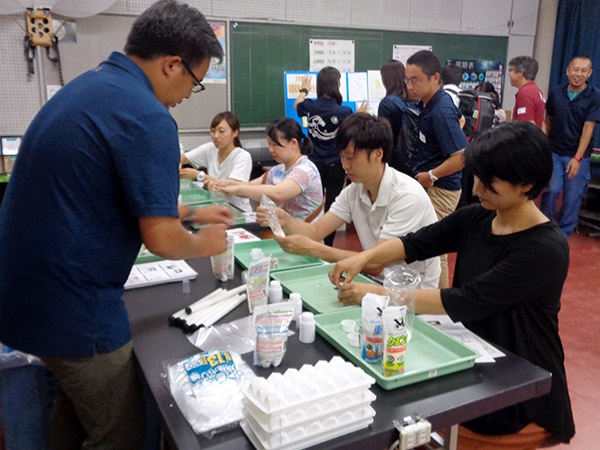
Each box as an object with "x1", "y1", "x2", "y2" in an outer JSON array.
[
  {"x1": 457, "y1": 90, "x2": 497, "y2": 139},
  {"x1": 387, "y1": 96, "x2": 420, "y2": 176}
]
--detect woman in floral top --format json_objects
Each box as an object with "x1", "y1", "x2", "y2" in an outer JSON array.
[{"x1": 213, "y1": 118, "x2": 323, "y2": 222}]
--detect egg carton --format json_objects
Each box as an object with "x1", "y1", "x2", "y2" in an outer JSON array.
[
  {"x1": 243, "y1": 356, "x2": 375, "y2": 416},
  {"x1": 242, "y1": 389, "x2": 376, "y2": 434},
  {"x1": 241, "y1": 405, "x2": 376, "y2": 450}
]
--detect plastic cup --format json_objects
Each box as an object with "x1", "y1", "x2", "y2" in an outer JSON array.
[
  {"x1": 383, "y1": 265, "x2": 422, "y2": 342},
  {"x1": 341, "y1": 319, "x2": 356, "y2": 333},
  {"x1": 347, "y1": 332, "x2": 360, "y2": 347}
]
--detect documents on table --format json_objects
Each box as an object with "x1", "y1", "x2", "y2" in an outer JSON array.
[
  {"x1": 125, "y1": 260, "x2": 197, "y2": 289},
  {"x1": 227, "y1": 227, "x2": 260, "y2": 244},
  {"x1": 418, "y1": 314, "x2": 505, "y2": 363}
]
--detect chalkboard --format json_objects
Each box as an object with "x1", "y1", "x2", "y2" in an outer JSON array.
[
  {"x1": 59, "y1": 15, "x2": 227, "y2": 131},
  {"x1": 230, "y1": 21, "x2": 508, "y2": 128}
]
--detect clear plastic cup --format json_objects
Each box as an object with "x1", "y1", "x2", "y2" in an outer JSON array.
[{"x1": 383, "y1": 265, "x2": 422, "y2": 342}]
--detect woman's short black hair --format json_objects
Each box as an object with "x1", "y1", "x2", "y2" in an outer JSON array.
[
  {"x1": 335, "y1": 113, "x2": 392, "y2": 163},
  {"x1": 266, "y1": 118, "x2": 313, "y2": 156},
  {"x1": 211, "y1": 111, "x2": 242, "y2": 148},
  {"x1": 124, "y1": 0, "x2": 223, "y2": 68},
  {"x1": 316, "y1": 66, "x2": 343, "y2": 105},
  {"x1": 465, "y1": 121, "x2": 552, "y2": 200}
]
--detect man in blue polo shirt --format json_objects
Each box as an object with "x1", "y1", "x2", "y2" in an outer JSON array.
[
  {"x1": 406, "y1": 50, "x2": 468, "y2": 288},
  {"x1": 0, "y1": 1, "x2": 228, "y2": 449},
  {"x1": 541, "y1": 56, "x2": 600, "y2": 237}
]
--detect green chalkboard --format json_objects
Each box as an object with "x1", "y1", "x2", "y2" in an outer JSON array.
[{"x1": 230, "y1": 21, "x2": 508, "y2": 128}]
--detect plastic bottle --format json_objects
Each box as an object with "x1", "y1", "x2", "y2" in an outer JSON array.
[
  {"x1": 250, "y1": 248, "x2": 265, "y2": 260},
  {"x1": 268, "y1": 280, "x2": 283, "y2": 303},
  {"x1": 299, "y1": 312, "x2": 316, "y2": 344},
  {"x1": 289, "y1": 292, "x2": 302, "y2": 321}
]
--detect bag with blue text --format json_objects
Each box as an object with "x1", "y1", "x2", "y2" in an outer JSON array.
[{"x1": 164, "y1": 350, "x2": 256, "y2": 438}]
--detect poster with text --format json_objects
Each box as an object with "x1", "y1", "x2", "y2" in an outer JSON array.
[
  {"x1": 447, "y1": 59, "x2": 504, "y2": 98},
  {"x1": 393, "y1": 45, "x2": 433, "y2": 66},
  {"x1": 309, "y1": 39, "x2": 355, "y2": 72}
]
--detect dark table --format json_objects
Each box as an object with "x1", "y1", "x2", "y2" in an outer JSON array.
[{"x1": 124, "y1": 257, "x2": 552, "y2": 450}]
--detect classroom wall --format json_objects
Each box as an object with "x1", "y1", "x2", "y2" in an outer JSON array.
[
  {"x1": 0, "y1": 0, "x2": 538, "y2": 150},
  {"x1": 533, "y1": 0, "x2": 559, "y2": 98}
]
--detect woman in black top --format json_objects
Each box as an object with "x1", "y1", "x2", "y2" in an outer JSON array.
[
  {"x1": 295, "y1": 67, "x2": 352, "y2": 245},
  {"x1": 378, "y1": 60, "x2": 413, "y2": 175},
  {"x1": 330, "y1": 122, "x2": 575, "y2": 448}
]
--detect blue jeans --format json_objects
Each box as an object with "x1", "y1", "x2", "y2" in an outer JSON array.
[{"x1": 540, "y1": 154, "x2": 591, "y2": 237}]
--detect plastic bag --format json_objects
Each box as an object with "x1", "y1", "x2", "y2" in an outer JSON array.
[
  {"x1": 253, "y1": 303, "x2": 295, "y2": 368},
  {"x1": 164, "y1": 350, "x2": 255, "y2": 438},
  {"x1": 260, "y1": 195, "x2": 285, "y2": 237},
  {"x1": 360, "y1": 293, "x2": 389, "y2": 364},
  {"x1": 210, "y1": 235, "x2": 234, "y2": 281}
]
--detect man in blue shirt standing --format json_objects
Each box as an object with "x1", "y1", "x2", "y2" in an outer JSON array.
[
  {"x1": 0, "y1": 1, "x2": 229, "y2": 448},
  {"x1": 406, "y1": 50, "x2": 468, "y2": 288},
  {"x1": 540, "y1": 56, "x2": 600, "y2": 237}
]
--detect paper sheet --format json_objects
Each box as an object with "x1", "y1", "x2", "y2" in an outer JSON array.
[
  {"x1": 125, "y1": 260, "x2": 197, "y2": 289},
  {"x1": 418, "y1": 314, "x2": 505, "y2": 363}
]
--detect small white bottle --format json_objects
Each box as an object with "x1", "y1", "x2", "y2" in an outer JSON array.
[
  {"x1": 289, "y1": 292, "x2": 302, "y2": 321},
  {"x1": 268, "y1": 280, "x2": 283, "y2": 303},
  {"x1": 299, "y1": 312, "x2": 316, "y2": 344}
]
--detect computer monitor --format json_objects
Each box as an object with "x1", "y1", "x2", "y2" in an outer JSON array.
[{"x1": 1, "y1": 136, "x2": 22, "y2": 174}]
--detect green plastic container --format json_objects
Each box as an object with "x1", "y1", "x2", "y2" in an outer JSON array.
[
  {"x1": 315, "y1": 309, "x2": 479, "y2": 390},
  {"x1": 179, "y1": 188, "x2": 215, "y2": 205},
  {"x1": 235, "y1": 239, "x2": 323, "y2": 273},
  {"x1": 179, "y1": 179, "x2": 198, "y2": 191},
  {"x1": 270, "y1": 264, "x2": 377, "y2": 314}
]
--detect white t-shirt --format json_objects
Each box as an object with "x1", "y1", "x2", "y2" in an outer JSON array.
[
  {"x1": 185, "y1": 143, "x2": 252, "y2": 212},
  {"x1": 329, "y1": 164, "x2": 441, "y2": 289},
  {"x1": 443, "y1": 84, "x2": 461, "y2": 109}
]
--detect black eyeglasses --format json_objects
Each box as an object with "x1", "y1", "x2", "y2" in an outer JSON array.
[{"x1": 180, "y1": 59, "x2": 206, "y2": 94}]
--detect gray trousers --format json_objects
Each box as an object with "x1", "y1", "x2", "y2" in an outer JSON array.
[{"x1": 41, "y1": 340, "x2": 144, "y2": 450}]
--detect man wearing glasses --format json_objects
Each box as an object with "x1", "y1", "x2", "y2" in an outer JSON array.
[
  {"x1": 405, "y1": 50, "x2": 468, "y2": 289},
  {"x1": 0, "y1": 1, "x2": 228, "y2": 449}
]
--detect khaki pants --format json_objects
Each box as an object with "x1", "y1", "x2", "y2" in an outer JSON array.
[
  {"x1": 426, "y1": 186, "x2": 461, "y2": 289},
  {"x1": 42, "y1": 340, "x2": 144, "y2": 450}
]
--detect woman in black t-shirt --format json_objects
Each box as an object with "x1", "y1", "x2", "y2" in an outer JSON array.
[
  {"x1": 295, "y1": 67, "x2": 352, "y2": 245},
  {"x1": 330, "y1": 122, "x2": 575, "y2": 448}
]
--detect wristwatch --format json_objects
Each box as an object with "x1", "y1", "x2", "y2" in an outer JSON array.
[
  {"x1": 428, "y1": 170, "x2": 439, "y2": 182},
  {"x1": 299, "y1": 88, "x2": 309, "y2": 95},
  {"x1": 196, "y1": 171, "x2": 205, "y2": 182}
]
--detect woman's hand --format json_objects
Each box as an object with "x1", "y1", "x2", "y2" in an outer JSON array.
[
  {"x1": 256, "y1": 206, "x2": 290, "y2": 228},
  {"x1": 301, "y1": 73, "x2": 311, "y2": 91},
  {"x1": 328, "y1": 252, "x2": 370, "y2": 289},
  {"x1": 179, "y1": 168, "x2": 200, "y2": 179},
  {"x1": 356, "y1": 100, "x2": 368, "y2": 113},
  {"x1": 337, "y1": 282, "x2": 383, "y2": 306}
]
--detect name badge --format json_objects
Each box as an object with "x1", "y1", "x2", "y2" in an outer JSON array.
[
  {"x1": 419, "y1": 131, "x2": 426, "y2": 143},
  {"x1": 517, "y1": 107, "x2": 526, "y2": 115}
]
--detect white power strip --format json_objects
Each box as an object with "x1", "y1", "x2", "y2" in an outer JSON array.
[{"x1": 392, "y1": 415, "x2": 432, "y2": 450}]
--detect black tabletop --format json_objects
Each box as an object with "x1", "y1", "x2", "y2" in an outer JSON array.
[{"x1": 124, "y1": 257, "x2": 552, "y2": 450}]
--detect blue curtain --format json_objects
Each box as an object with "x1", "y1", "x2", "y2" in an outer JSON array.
[{"x1": 551, "y1": 0, "x2": 600, "y2": 148}]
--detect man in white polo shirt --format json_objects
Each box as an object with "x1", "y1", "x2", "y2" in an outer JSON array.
[{"x1": 261, "y1": 113, "x2": 440, "y2": 304}]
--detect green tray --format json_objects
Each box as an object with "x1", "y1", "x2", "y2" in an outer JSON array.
[
  {"x1": 179, "y1": 179, "x2": 198, "y2": 191},
  {"x1": 270, "y1": 264, "x2": 377, "y2": 314},
  {"x1": 190, "y1": 203, "x2": 246, "y2": 229},
  {"x1": 179, "y1": 188, "x2": 215, "y2": 205},
  {"x1": 315, "y1": 309, "x2": 479, "y2": 390},
  {"x1": 135, "y1": 247, "x2": 163, "y2": 265},
  {"x1": 235, "y1": 239, "x2": 323, "y2": 273}
]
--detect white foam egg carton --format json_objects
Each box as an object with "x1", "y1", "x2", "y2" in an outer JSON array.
[
  {"x1": 242, "y1": 356, "x2": 375, "y2": 416},
  {"x1": 241, "y1": 405, "x2": 376, "y2": 450},
  {"x1": 242, "y1": 389, "x2": 376, "y2": 434}
]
